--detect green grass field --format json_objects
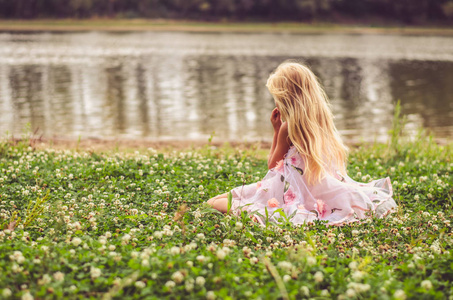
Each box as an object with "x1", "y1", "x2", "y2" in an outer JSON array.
[
  {"x1": 0, "y1": 19, "x2": 453, "y2": 35},
  {"x1": 0, "y1": 123, "x2": 452, "y2": 299}
]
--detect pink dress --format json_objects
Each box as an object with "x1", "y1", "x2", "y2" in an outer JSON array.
[{"x1": 231, "y1": 146, "x2": 397, "y2": 226}]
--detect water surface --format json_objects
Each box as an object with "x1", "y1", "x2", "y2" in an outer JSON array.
[{"x1": 0, "y1": 31, "x2": 452, "y2": 143}]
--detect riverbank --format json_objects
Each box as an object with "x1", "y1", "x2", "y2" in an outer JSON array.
[{"x1": 1, "y1": 19, "x2": 453, "y2": 35}]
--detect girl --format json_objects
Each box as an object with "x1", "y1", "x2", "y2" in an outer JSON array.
[{"x1": 207, "y1": 62, "x2": 396, "y2": 226}]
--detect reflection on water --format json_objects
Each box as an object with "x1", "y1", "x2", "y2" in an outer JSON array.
[{"x1": 0, "y1": 31, "x2": 452, "y2": 143}]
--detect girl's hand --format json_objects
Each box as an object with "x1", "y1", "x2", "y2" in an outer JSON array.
[{"x1": 270, "y1": 108, "x2": 282, "y2": 132}]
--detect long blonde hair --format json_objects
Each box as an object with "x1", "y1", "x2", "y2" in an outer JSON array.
[{"x1": 266, "y1": 61, "x2": 348, "y2": 184}]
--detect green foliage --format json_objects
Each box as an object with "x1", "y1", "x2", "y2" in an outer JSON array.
[
  {"x1": 0, "y1": 137, "x2": 451, "y2": 299},
  {"x1": 1, "y1": 0, "x2": 452, "y2": 23}
]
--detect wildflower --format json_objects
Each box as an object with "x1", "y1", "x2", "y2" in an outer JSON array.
[
  {"x1": 165, "y1": 281, "x2": 176, "y2": 289},
  {"x1": 235, "y1": 222, "x2": 243, "y2": 230},
  {"x1": 216, "y1": 249, "x2": 227, "y2": 260},
  {"x1": 352, "y1": 271, "x2": 364, "y2": 281},
  {"x1": 348, "y1": 261, "x2": 358, "y2": 270},
  {"x1": 171, "y1": 271, "x2": 184, "y2": 284},
  {"x1": 122, "y1": 234, "x2": 131, "y2": 243},
  {"x1": 135, "y1": 281, "x2": 146, "y2": 289},
  {"x1": 185, "y1": 279, "x2": 194, "y2": 292},
  {"x1": 196, "y1": 276, "x2": 206, "y2": 286},
  {"x1": 314, "y1": 271, "x2": 324, "y2": 283},
  {"x1": 38, "y1": 274, "x2": 51, "y2": 285},
  {"x1": 206, "y1": 291, "x2": 216, "y2": 300},
  {"x1": 277, "y1": 261, "x2": 293, "y2": 272},
  {"x1": 196, "y1": 255, "x2": 207, "y2": 263},
  {"x1": 283, "y1": 275, "x2": 291, "y2": 282},
  {"x1": 306, "y1": 256, "x2": 316, "y2": 266},
  {"x1": 2, "y1": 288, "x2": 12, "y2": 298},
  {"x1": 72, "y1": 237, "x2": 82, "y2": 246},
  {"x1": 21, "y1": 292, "x2": 34, "y2": 300},
  {"x1": 267, "y1": 198, "x2": 279, "y2": 208},
  {"x1": 346, "y1": 289, "x2": 356, "y2": 297},
  {"x1": 393, "y1": 290, "x2": 406, "y2": 300},
  {"x1": 299, "y1": 286, "x2": 309, "y2": 296},
  {"x1": 170, "y1": 247, "x2": 180, "y2": 255},
  {"x1": 53, "y1": 272, "x2": 65, "y2": 282},
  {"x1": 90, "y1": 267, "x2": 102, "y2": 279},
  {"x1": 421, "y1": 280, "x2": 432, "y2": 290}
]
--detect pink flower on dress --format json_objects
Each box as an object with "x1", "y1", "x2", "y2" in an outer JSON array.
[
  {"x1": 275, "y1": 160, "x2": 284, "y2": 172},
  {"x1": 267, "y1": 198, "x2": 279, "y2": 208},
  {"x1": 290, "y1": 155, "x2": 299, "y2": 166},
  {"x1": 297, "y1": 204, "x2": 306, "y2": 210},
  {"x1": 256, "y1": 181, "x2": 262, "y2": 189},
  {"x1": 315, "y1": 199, "x2": 328, "y2": 218},
  {"x1": 284, "y1": 188, "x2": 296, "y2": 205}
]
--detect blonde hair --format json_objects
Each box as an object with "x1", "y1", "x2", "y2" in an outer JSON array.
[{"x1": 266, "y1": 61, "x2": 348, "y2": 184}]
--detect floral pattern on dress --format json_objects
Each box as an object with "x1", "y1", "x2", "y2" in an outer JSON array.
[{"x1": 230, "y1": 146, "x2": 397, "y2": 226}]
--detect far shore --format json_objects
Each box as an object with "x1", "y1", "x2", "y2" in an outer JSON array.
[{"x1": 0, "y1": 19, "x2": 453, "y2": 35}]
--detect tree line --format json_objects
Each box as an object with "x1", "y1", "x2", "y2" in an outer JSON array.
[{"x1": 1, "y1": 0, "x2": 452, "y2": 24}]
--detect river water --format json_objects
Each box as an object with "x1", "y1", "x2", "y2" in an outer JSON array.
[{"x1": 0, "y1": 31, "x2": 452, "y2": 143}]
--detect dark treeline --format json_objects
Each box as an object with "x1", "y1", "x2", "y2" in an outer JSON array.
[{"x1": 1, "y1": 0, "x2": 452, "y2": 24}]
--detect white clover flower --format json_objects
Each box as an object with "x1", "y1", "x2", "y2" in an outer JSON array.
[
  {"x1": 250, "y1": 257, "x2": 258, "y2": 264},
  {"x1": 141, "y1": 259, "x2": 149, "y2": 267},
  {"x1": 196, "y1": 276, "x2": 206, "y2": 286},
  {"x1": 314, "y1": 271, "x2": 324, "y2": 283},
  {"x1": 38, "y1": 274, "x2": 51, "y2": 285},
  {"x1": 352, "y1": 271, "x2": 364, "y2": 281},
  {"x1": 90, "y1": 267, "x2": 102, "y2": 279},
  {"x1": 72, "y1": 237, "x2": 82, "y2": 246},
  {"x1": 283, "y1": 275, "x2": 291, "y2": 283},
  {"x1": 21, "y1": 292, "x2": 34, "y2": 300},
  {"x1": 235, "y1": 222, "x2": 243, "y2": 230},
  {"x1": 135, "y1": 281, "x2": 146, "y2": 289},
  {"x1": 393, "y1": 289, "x2": 406, "y2": 300},
  {"x1": 171, "y1": 271, "x2": 184, "y2": 284},
  {"x1": 186, "y1": 261, "x2": 193, "y2": 267},
  {"x1": 122, "y1": 234, "x2": 131, "y2": 243},
  {"x1": 185, "y1": 280, "x2": 194, "y2": 292},
  {"x1": 196, "y1": 255, "x2": 207, "y2": 263},
  {"x1": 299, "y1": 286, "x2": 309, "y2": 296},
  {"x1": 165, "y1": 281, "x2": 176, "y2": 289},
  {"x1": 170, "y1": 247, "x2": 180, "y2": 255},
  {"x1": 216, "y1": 249, "x2": 227, "y2": 260},
  {"x1": 206, "y1": 291, "x2": 216, "y2": 300},
  {"x1": 421, "y1": 280, "x2": 432, "y2": 290},
  {"x1": 277, "y1": 261, "x2": 293, "y2": 272},
  {"x1": 53, "y1": 272, "x2": 65, "y2": 282},
  {"x1": 306, "y1": 256, "x2": 316, "y2": 266},
  {"x1": 2, "y1": 288, "x2": 12, "y2": 298},
  {"x1": 346, "y1": 289, "x2": 356, "y2": 297}
]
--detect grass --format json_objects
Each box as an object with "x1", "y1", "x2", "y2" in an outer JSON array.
[
  {"x1": 0, "y1": 129, "x2": 452, "y2": 299},
  {"x1": 0, "y1": 19, "x2": 453, "y2": 35}
]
